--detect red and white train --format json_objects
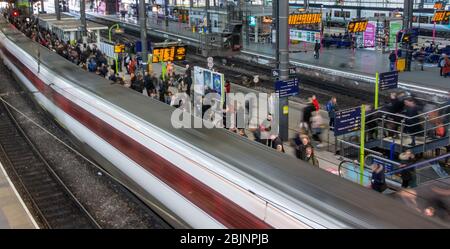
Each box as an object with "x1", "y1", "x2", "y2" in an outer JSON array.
[{"x1": 0, "y1": 17, "x2": 445, "y2": 229}]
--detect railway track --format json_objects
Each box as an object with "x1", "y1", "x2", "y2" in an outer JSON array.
[{"x1": 0, "y1": 99, "x2": 101, "y2": 229}]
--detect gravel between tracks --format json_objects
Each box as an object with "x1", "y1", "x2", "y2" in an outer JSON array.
[{"x1": 0, "y1": 62, "x2": 170, "y2": 229}]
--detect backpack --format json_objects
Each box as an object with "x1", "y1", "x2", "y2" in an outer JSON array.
[
  {"x1": 436, "y1": 126, "x2": 446, "y2": 137},
  {"x1": 439, "y1": 58, "x2": 445, "y2": 68},
  {"x1": 326, "y1": 101, "x2": 333, "y2": 112}
]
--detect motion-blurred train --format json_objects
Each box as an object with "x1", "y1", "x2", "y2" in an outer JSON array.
[{"x1": 0, "y1": 15, "x2": 447, "y2": 229}]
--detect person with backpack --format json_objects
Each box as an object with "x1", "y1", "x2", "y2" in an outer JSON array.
[{"x1": 326, "y1": 96, "x2": 337, "y2": 130}]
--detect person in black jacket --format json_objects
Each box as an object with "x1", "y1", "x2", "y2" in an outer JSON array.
[
  {"x1": 389, "y1": 51, "x2": 397, "y2": 71},
  {"x1": 144, "y1": 71, "x2": 154, "y2": 96},
  {"x1": 314, "y1": 41, "x2": 321, "y2": 59},
  {"x1": 303, "y1": 99, "x2": 316, "y2": 131},
  {"x1": 403, "y1": 98, "x2": 421, "y2": 146},
  {"x1": 371, "y1": 163, "x2": 387, "y2": 193}
]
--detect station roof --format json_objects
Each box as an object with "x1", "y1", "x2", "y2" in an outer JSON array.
[
  {"x1": 47, "y1": 20, "x2": 108, "y2": 32},
  {"x1": 34, "y1": 13, "x2": 76, "y2": 21}
]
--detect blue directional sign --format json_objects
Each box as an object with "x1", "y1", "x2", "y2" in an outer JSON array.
[
  {"x1": 334, "y1": 107, "x2": 362, "y2": 136},
  {"x1": 379, "y1": 71, "x2": 399, "y2": 91},
  {"x1": 372, "y1": 158, "x2": 394, "y2": 173},
  {"x1": 135, "y1": 40, "x2": 152, "y2": 53},
  {"x1": 275, "y1": 78, "x2": 299, "y2": 98}
]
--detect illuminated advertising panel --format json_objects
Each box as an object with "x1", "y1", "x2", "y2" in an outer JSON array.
[
  {"x1": 288, "y1": 13, "x2": 322, "y2": 25},
  {"x1": 152, "y1": 45, "x2": 186, "y2": 63},
  {"x1": 347, "y1": 20, "x2": 369, "y2": 33}
]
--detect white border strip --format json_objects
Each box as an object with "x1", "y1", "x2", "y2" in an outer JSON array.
[{"x1": 0, "y1": 161, "x2": 39, "y2": 229}]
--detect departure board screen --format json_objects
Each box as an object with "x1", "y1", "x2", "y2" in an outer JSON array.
[
  {"x1": 347, "y1": 20, "x2": 369, "y2": 33},
  {"x1": 152, "y1": 45, "x2": 186, "y2": 63},
  {"x1": 288, "y1": 13, "x2": 322, "y2": 25},
  {"x1": 434, "y1": 2, "x2": 445, "y2": 10},
  {"x1": 114, "y1": 44, "x2": 125, "y2": 53},
  {"x1": 432, "y1": 11, "x2": 450, "y2": 22}
]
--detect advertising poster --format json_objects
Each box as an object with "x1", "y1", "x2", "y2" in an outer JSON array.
[
  {"x1": 363, "y1": 21, "x2": 376, "y2": 49},
  {"x1": 203, "y1": 70, "x2": 212, "y2": 92},
  {"x1": 193, "y1": 66, "x2": 225, "y2": 106},
  {"x1": 194, "y1": 66, "x2": 204, "y2": 95},
  {"x1": 290, "y1": 29, "x2": 320, "y2": 43},
  {"x1": 389, "y1": 21, "x2": 402, "y2": 49},
  {"x1": 212, "y1": 73, "x2": 223, "y2": 95}
]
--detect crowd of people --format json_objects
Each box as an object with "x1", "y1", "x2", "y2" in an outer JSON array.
[
  {"x1": 389, "y1": 43, "x2": 450, "y2": 77},
  {"x1": 9, "y1": 14, "x2": 195, "y2": 108}
]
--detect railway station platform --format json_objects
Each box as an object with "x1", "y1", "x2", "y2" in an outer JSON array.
[
  {"x1": 146, "y1": 62, "x2": 342, "y2": 176},
  {"x1": 0, "y1": 163, "x2": 38, "y2": 229},
  {"x1": 81, "y1": 12, "x2": 449, "y2": 95}
]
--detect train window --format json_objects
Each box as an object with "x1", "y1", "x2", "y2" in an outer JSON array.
[
  {"x1": 334, "y1": 11, "x2": 350, "y2": 18},
  {"x1": 374, "y1": 13, "x2": 386, "y2": 17},
  {"x1": 419, "y1": 16, "x2": 429, "y2": 23}
]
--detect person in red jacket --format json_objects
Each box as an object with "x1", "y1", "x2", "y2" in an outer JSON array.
[
  {"x1": 312, "y1": 95, "x2": 320, "y2": 111},
  {"x1": 225, "y1": 80, "x2": 231, "y2": 93}
]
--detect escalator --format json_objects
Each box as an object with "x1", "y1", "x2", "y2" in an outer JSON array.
[{"x1": 338, "y1": 153, "x2": 450, "y2": 223}]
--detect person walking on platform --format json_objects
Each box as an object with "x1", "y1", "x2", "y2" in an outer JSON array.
[
  {"x1": 403, "y1": 98, "x2": 421, "y2": 146},
  {"x1": 416, "y1": 48, "x2": 426, "y2": 71},
  {"x1": 438, "y1": 54, "x2": 446, "y2": 76},
  {"x1": 294, "y1": 135, "x2": 311, "y2": 160},
  {"x1": 398, "y1": 150, "x2": 417, "y2": 188},
  {"x1": 312, "y1": 95, "x2": 320, "y2": 111},
  {"x1": 184, "y1": 73, "x2": 192, "y2": 96},
  {"x1": 389, "y1": 51, "x2": 397, "y2": 71},
  {"x1": 269, "y1": 134, "x2": 285, "y2": 153},
  {"x1": 370, "y1": 163, "x2": 387, "y2": 193},
  {"x1": 326, "y1": 96, "x2": 337, "y2": 130},
  {"x1": 314, "y1": 41, "x2": 321, "y2": 59},
  {"x1": 442, "y1": 54, "x2": 450, "y2": 78},
  {"x1": 302, "y1": 98, "x2": 316, "y2": 131},
  {"x1": 304, "y1": 146, "x2": 319, "y2": 167},
  {"x1": 144, "y1": 71, "x2": 154, "y2": 96}
]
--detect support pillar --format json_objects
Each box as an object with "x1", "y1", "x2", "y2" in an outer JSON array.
[
  {"x1": 278, "y1": 0, "x2": 289, "y2": 142},
  {"x1": 54, "y1": 0, "x2": 61, "y2": 20},
  {"x1": 80, "y1": 0, "x2": 87, "y2": 37},
  {"x1": 139, "y1": 0, "x2": 148, "y2": 69}
]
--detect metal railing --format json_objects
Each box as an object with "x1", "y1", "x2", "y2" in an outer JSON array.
[
  {"x1": 339, "y1": 153, "x2": 450, "y2": 190},
  {"x1": 365, "y1": 104, "x2": 450, "y2": 152}
]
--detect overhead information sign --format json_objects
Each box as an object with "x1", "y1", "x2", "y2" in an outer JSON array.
[
  {"x1": 275, "y1": 78, "x2": 299, "y2": 98},
  {"x1": 432, "y1": 11, "x2": 450, "y2": 22},
  {"x1": 334, "y1": 107, "x2": 362, "y2": 136},
  {"x1": 272, "y1": 68, "x2": 297, "y2": 78},
  {"x1": 379, "y1": 71, "x2": 399, "y2": 91},
  {"x1": 347, "y1": 20, "x2": 369, "y2": 33},
  {"x1": 114, "y1": 43, "x2": 125, "y2": 53},
  {"x1": 288, "y1": 13, "x2": 322, "y2": 25},
  {"x1": 372, "y1": 158, "x2": 394, "y2": 173},
  {"x1": 434, "y1": 1, "x2": 446, "y2": 10},
  {"x1": 152, "y1": 45, "x2": 186, "y2": 63}
]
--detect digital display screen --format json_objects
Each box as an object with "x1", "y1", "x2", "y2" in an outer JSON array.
[
  {"x1": 434, "y1": 2, "x2": 445, "y2": 10},
  {"x1": 288, "y1": 13, "x2": 322, "y2": 25},
  {"x1": 152, "y1": 46, "x2": 186, "y2": 63},
  {"x1": 432, "y1": 11, "x2": 450, "y2": 22},
  {"x1": 114, "y1": 44, "x2": 125, "y2": 53},
  {"x1": 347, "y1": 20, "x2": 369, "y2": 33},
  {"x1": 249, "y1": 16, "x2": 256, "y2": 27}
]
